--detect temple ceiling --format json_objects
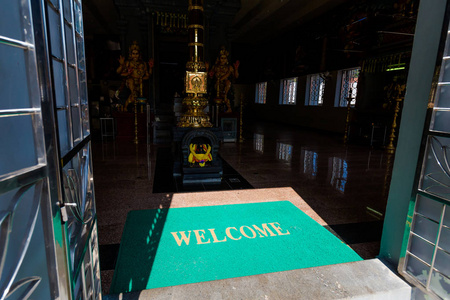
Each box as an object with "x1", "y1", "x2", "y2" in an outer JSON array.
[{"x1": 82, "y1": 0, "x2": 344, "y2": 43}]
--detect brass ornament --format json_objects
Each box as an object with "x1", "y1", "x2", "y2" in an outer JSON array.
[
  {"x1": 177, "y1": 0, "x2": 211, "y2": 128},
  {"x1": 188, "y1": 5, "x2": 204, "y2": 11},
  {"x1": 186, "y1": 61, "x2": 206, "y2": 72},
  {"x1": 185, "y1": 71, "x2": 207, "y2": 94},
  {"x1": 188, "y1": 42, "x2": 204, "y2": 47},
  {"x1": 178, "y1": 95, "x2": 212, "y2": 128},
  {"x1": 188, "y1": 24, "x2": 204, "y2": 29}
]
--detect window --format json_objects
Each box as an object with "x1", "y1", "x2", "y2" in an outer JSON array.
[
  {"x1": 335, "y1": 68, "x2": 360, "y2": 107},
  {"x1": 279, "y1": 77, "x2": 297, "y2": 105},
  {"x1": 255, "y1": 82, "x2": 267, "y2": 104},
  {"x1": 306, "y1": 74, "x2": 325, "y2": 106}
]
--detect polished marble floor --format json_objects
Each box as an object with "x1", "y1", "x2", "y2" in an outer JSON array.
[{"x1": 92, "y1": 119, "x2": 394, "y2": 295}]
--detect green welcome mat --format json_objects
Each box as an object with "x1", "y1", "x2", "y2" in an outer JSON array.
[{"x1": 110, "y1": 201, "x2": 362, "y2": 294}]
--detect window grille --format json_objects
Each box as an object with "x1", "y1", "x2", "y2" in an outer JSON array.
[
  {"x1": 279, "y1": 78, "x2": 297, "y2": 105},
  {"x1": 337, "y1": 68, "x2": 360, "y2": 107},
  {"x1": 255, "y1": 82, "x2": 267, "y2": 104},
  {"x1": 306, "y1": 74, "x2": 325, "y2": 106}
]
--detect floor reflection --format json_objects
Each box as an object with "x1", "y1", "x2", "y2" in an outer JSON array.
[
  {"x1": 301, "y1": 149, "x2": 318, "y2": 179},
  {"x1": 218, "y1": 120, "x2": 392, "y2": 259},
  {"x1": 93, "y1": 119, "x2": 394, "y2": 294},
  {"x1": 328, "y1": 157, "x2": 348, "y2": 193},
  {"x1": 276, "y1": 142, "x2": 293, "y2": 162},
  {"x1": 253, "y1": 133, "x2": 264, "y2": 153}
]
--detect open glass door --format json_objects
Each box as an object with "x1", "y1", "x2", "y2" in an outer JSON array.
[
  {"x1": 0, "y1": 0, "x2": 101, "y2": 298},
  {"x1": 43, "y1": 0, "x2": 101, "y2": 298},
  {"x1": 399, "y1": 8, "x2": 450, "y2": 299},
  {"x1": 0, "y1": 0, "x2": 69, "y2": 298}
]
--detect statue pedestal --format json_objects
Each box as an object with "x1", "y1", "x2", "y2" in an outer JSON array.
[{"x1": 181, "y1": 163, "x2": 223, "y2": 184}]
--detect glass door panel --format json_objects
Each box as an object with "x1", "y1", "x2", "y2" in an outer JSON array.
[{"x1": 401, "y1": 19, "x2": 450, "y2": 299}]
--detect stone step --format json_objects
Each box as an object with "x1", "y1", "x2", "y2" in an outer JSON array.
[{"x1": 104, "y1": 259, "x2": 411, "y2": 300}]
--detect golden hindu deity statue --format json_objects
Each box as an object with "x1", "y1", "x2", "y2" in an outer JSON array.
[
  {"x1": 116, "y1": 41, "x2": 154, "y2": 111},
  {"x1": 208, "y1": 47, "x2": 240, "y2": 113},
  {"x1": 188, "y1": 143, "x2": 212, "y2": 167}
]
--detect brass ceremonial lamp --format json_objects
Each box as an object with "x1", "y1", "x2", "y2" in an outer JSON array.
[
  {"x1": 386, "y1": 97, "x2": 403, "y2": 153},
  {"x1": 134, "y1": 84, "x2": 146, "y2": 144},
  {"x1": 177, "y1": 0, "x2": 212, "y2": 128},
  {"x1": 239, "y1": 94, "x2": 244, "y2": 142},
  {"x1": 343, "y1": 89, "x2": 353, "y2": 144},
  {"x1": 134, "y1": 80, "x2": 141, "y2": 144},
  {"x1": 134, "y1": 99, "x2": 138, "y2": 144}
]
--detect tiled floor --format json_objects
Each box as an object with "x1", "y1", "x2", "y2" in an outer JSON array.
[{"x1": 92, "y1": 119, "x2": 393, "y2": 295}]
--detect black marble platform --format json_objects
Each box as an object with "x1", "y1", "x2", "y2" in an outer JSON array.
[
  {"x1": 153, "y1": 147, "x2": 253, "y2": 193},
  {"x1": 172, "y1": 127, "x2": 224, "y2": 184}
]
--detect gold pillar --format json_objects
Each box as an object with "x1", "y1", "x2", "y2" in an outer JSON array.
[
  {"x1": 343, "y1": 96, "x2": 352, "y2": 144},
  {"x1": 239, "y1": 95, "x2": 244, "y2": 142},
  {"x1": 134, "y1": 100, "x2": 138, "y2": 144},
  {"x1": 177, "y1": 0, "x2": 212, "y2": 127}
]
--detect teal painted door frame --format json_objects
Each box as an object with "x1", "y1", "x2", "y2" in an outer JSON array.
[{"x1": 379, "y1": 0, "x2": 448, "y2": 265}]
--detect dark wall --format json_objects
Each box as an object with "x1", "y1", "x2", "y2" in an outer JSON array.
[
  {"x1": 229, "y1": 0, "x2": 416, "y2": 134},
  {"x1": 85, "y1": 0, "x2": 417, "y2": 134},
  {"x1": 238, "y1": 73, "x2": 347, "y2": 134}
]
